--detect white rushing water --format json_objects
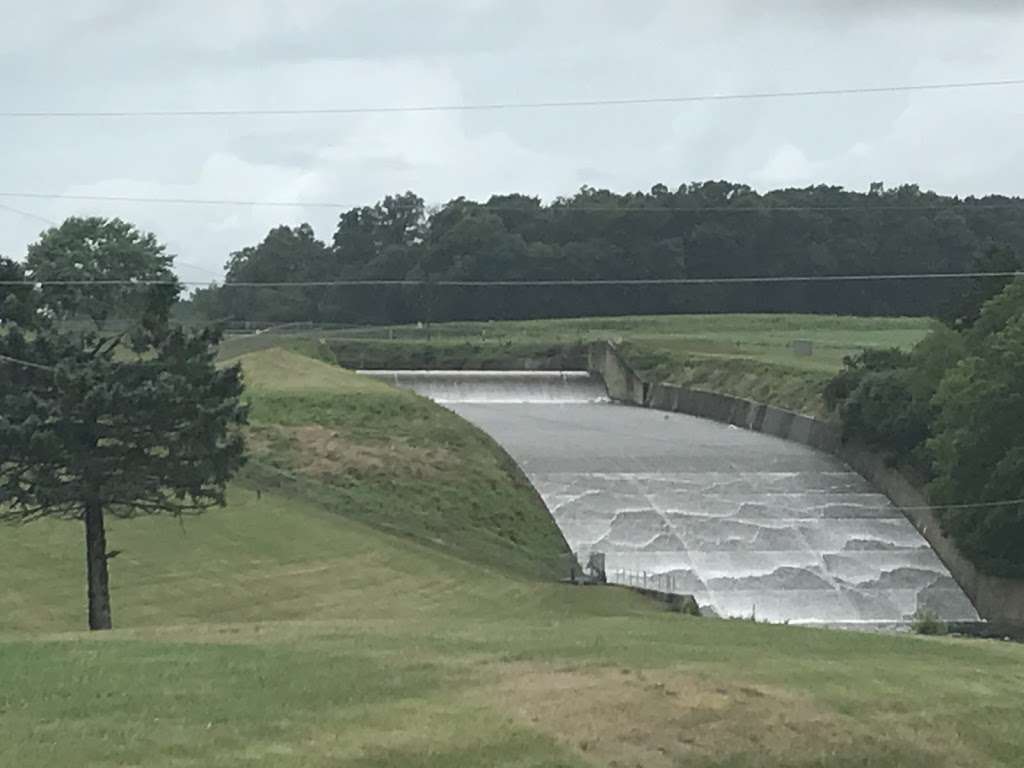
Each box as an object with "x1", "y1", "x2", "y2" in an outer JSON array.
[
  {"x1": 365, "y1": 370, "x2": 979, "y2": 625},
  {"x1": 358, "y1": 370, "x2": 609, "y2": 404}
]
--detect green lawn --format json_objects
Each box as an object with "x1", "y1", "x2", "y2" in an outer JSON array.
[{"x1": 3, "y1": 345, "x2": 1023, "y2": 768}]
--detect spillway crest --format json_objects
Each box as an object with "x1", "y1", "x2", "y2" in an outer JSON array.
[{"x1": 359, "y1": 370, "x2": 608, "y2": 404}]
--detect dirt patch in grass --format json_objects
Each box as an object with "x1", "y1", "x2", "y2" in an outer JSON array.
[
  {"x1": 481, "y1": 662, "x2": 979, "y2": 767},
  {"x1": 249, "y1": 424, "x2": 457, "y2": 481}
]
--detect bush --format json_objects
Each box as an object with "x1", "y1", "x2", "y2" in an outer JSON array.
[
  {"x1": 823, "y1": 347, "x2": 911, "y2": 412},
  {"x1": 666, "y1": 594, "x2": 701, "y2": 616},
  {"x1": 911, "y1": 609, "x2": 948, "y2": 636},
  {"x1": 840, "y1": 368, "x2": 931, "y2": 455},
  {"x1": 826, "y1": 330, "x2": 966, "y2": 469}
]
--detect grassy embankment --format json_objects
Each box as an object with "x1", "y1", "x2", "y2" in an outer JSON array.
[
  {"x1": 257, "y1": 313, "x2": 933, "y2": 417},
  {"x1": 3, "y1": 347, "x2": 1024, "y2": 767}
]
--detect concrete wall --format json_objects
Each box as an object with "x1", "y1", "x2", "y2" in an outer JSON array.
[
  {"x1": 587, "y1": 341, "x2": 1024, "y2": 625},
  {"x1": 587, "y1": 342, "x2": 646, "y2": 404}
]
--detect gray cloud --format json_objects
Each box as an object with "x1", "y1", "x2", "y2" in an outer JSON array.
[{"x1": 2, "y1": 1, "x2": 1023, "y2": 283}]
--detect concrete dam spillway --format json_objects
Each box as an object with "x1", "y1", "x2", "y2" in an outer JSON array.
[{"x1": 360, "y1": 370, "x2": 979, "y2": 625}]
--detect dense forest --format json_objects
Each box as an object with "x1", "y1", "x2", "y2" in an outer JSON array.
[{"x1": 193, "y1": 181, "x2": 1024, "y2": 325}]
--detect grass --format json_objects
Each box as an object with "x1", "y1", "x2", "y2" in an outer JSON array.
[
  {"x1": 618, "y1": 343, "x2": 839, "y2": 416},
  {"x1": 4, "y1": 344, "x2": 1024, "y2": 767},
  {"x1": 237, "y1": 349, "x2": 570, "y2": 577},
  {"x1": 317, "y1": 336, "x2": 589, "y2": 372},
  {"x1": 281, "y1": 313, "x2": 933, "y2": 415},
  {"x1": 4, "y1": 530, "x2": 1024, "y2": 768}
]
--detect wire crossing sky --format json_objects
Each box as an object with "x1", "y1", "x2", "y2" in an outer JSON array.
[
  {"x1": 3, "y1": 77, "x2": 1022, "y2": 118},
  {"x1": 2, "y1": 272, "x2": 1023, "y2": 288},
  {"x1": 3, "y1": 1, "x2": 1024, "y2": 284},
  {"x1": 1, "y1": 191, "x2": 1022, "y2": 213}
]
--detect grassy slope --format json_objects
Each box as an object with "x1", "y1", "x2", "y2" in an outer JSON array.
[
  {"x1": 239, "y1": 349, "x2": 570, "y2": 578},
  {"x1": 305, "y1": 313, "x2": 932, "y2": 416},
  {"x1": 3, "y1": 345, "x2": 1024, "y2": 767}
]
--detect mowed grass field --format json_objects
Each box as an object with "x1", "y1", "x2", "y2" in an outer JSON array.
[
  {"x1": 4, "y1": 347, "x2": 1024, "y2": 767},
  {"x1": 258, "y1": 313, "x2": 933, "y2": 416},
  {"x1": 330, "y1": 314, "x2": 931, "y2": 372}
]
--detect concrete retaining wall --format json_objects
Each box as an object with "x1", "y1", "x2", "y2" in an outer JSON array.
[
  {"x1": 588, "y1": 341, "x2": 647, "y2": 404},
  {"x1": 587, "y1": 340, "x2": 1024, "y2": 625}
]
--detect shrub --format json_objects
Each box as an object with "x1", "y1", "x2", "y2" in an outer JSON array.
[
  {"x1": 840, "y1": 368, "x2": 930, "y2": 454},
  {"x1": 666, "y1": 594, "x2": 701, "y2": 616},
  {"x1": 911, "y1": 609, "x2": 948, "y2": 636},
  {"x1": 823, "y1": 347, "x2": 911, "y2": 412}
]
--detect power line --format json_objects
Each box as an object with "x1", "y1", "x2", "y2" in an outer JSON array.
[
  {"x1": 0, "y1": 191, "x2": 352, "y2": 209},
  {"x1": 3, "y1": 77, "x2": 1023, "y2": 119},
  {"x1": 0, "y1": 353, "x2": 56, "y2": 372},
  {"x1": 901, "y1": 498, "x2": 1024, "y2": 512},
  {"x1": 172, "y1": 258, "x2": 223, "y2": 280},
  {"x1": 243, "y1": 455, "x2": 1019, "y2": 511},
  {"x1": 2, "y1": 271, "x2": 1023, "y2": 288},
  {"x1": 6, "y1": 345, "x2": 1018, "y2": 511},
  {"x1": 2, "y1": 343, "x2": 1022, "y2": 512},
  {"x1": 0, "y1": 190, "x2": 1021, "y2": 214},
  {"x1": 0, "y1": 202, "x2": 58, "y2": 227}
]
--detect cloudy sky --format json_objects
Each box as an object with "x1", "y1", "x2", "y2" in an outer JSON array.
[{"x1": 1, "y1": 0, "x2": 1023, "y2": 282}]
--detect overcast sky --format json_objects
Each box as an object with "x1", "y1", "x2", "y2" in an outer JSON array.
[{"x1": 1, "y1": 0, "x2": 1023, "y2": 282}]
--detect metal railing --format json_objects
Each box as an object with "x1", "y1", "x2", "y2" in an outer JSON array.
[{"x1": 612, "y1": 569, "x2": 686, "y2": 594}]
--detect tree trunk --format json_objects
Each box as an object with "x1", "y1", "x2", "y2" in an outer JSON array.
[{"x1": 84, "y1": 499, "x2": 113, "y2": 631}]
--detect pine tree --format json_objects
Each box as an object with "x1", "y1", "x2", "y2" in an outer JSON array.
[{"x1": 0, "y1": 218, "x2": 247, "y2": 630}]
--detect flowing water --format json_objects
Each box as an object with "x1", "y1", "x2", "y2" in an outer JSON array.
[
  {"x1": 361, "y1": 370, "x2": 609, "y2": 404},
  {"x1": 360, "y1": 370, "x2": 979, "y2": 625}
]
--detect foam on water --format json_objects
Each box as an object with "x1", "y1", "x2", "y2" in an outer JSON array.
[
  {"x1": 358, "y1": 370, "x2": 609, "y2": 404},
  {"x1": 363, "y1": 370, "x2": 980, "y2": 626}
]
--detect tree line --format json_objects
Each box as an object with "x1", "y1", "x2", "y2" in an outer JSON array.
[{"x1": 192, "y1": 181, "x2": 1024, "y2": 325}]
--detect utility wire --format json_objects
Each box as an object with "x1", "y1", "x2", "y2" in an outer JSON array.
[
  {"x1": 3, "y1": 77, "x2": 1023, "y2": 118},
  {"x1": 2, "y1": 342, "x2": 1023, "y2": 511},
  {"x1": 2, "y1": 334, "x2": 1022, "y2": 509},
  {"x1": 899, "y1": 498, "x2": 1024, "y2": 512},
  {"x1": 172, "y1": 258, "x2": 224, "y2": 279},
  {"x1": 1, "y1": 190, "x2": 1022, "y2": 213},
  {"x1": 2, "y1": 271, "x2": 1023, "y2": 288},
  {"x1": 0, "y1": 349, "x2": 1020, "y2": 512},
  {"x1": 0, "y1": 202, "x2": 58, "y2": 227},
  {"x1": 0, "y1": 353, "x2": 57, "y2": 372}
]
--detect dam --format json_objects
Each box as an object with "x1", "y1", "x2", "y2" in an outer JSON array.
[{"x1": 361, "y1": 370, "x2": 979, "y2": 625}]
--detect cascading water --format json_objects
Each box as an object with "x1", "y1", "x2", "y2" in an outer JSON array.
[
  {"x1": 362, "y1": 369, "x2": 979, "y2": 625},
  {"x1": 358, "y1": 370, "x2": 609, "y2": 404}
]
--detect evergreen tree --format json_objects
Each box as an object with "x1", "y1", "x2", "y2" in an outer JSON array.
[{"x1": 0, "y1": 218, "x2": 248, "y2": 630}]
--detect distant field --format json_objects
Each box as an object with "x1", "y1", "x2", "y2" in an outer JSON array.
[
  {"x1": 346, "y1": 314, "x2": 929, "y2": 364},
  {"x1": 238, "y1": 313, "x2": 933, "y2": 415},
  {"x1": 303, "y1": 313, "x2": 929, "y2": 365},
  {"x1": 5, "y1": 344, "x2": 1023, "y2": 768}
]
